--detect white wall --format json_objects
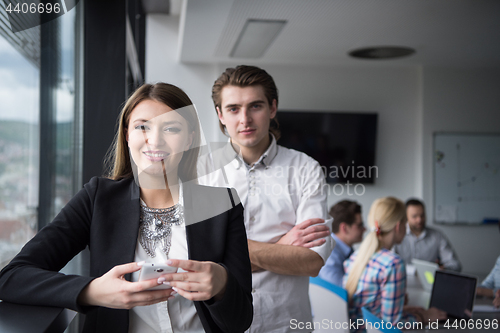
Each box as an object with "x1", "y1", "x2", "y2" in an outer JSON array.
[
  {"x1": 146, "y1": 14, "x2": 499, "y2": 276},
  {"x1": 146, "y1": 14, "x2": 220, "y2": 144},
  {"x1": 422, "y1": 67, "x2": 500, "y2": 276}
]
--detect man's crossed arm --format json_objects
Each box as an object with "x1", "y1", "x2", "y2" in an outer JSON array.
[{"x1": 248, "y1": 218, "x2": 331, "y2": 276}]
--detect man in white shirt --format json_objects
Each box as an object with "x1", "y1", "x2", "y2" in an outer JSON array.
[
  {"x1": 199, "y1": 65, "x2": 334, "y2": 332},
  {"x1": 395, "y1": 198, "x2": 462, "y2": 272}
]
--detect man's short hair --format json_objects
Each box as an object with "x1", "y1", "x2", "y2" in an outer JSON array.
[
  {"x1": 330, "y1": 200, "x2": 362, "y2": 233},
  {"x1": 211, "y1": 65, "x2": 280, "y2": 139},
  {"x1": 405, "y1": 198, "x2": 425, "y2": 209}
]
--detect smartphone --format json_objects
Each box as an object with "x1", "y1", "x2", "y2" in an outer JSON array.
[{"x1": 138, "y1": 263, "x2": 178, "y2": 290}]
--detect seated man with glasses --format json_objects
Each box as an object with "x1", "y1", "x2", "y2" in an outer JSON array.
[{"x1": 319, "y1": 200, "x2": 366, "y2": 286}]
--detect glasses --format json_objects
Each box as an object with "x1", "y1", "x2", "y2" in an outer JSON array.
[{"x1": 353, "y1": 222, "x2": 365, "y2": 229}]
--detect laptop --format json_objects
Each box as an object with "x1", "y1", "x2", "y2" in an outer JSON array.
[
  {"x1": 429, "y1": 270, "x2": 477, "y2": 320},
  {"x1": 412, "y1": 258, "x2": 439, "y2": 292}
]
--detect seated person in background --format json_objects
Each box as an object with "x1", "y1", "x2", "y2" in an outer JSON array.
[
  {"x1": 319, "y1": 200, "x2": 365, "y2": 286},
  {"x1": 343, "y1": 197, "x2": 445, "y2": 332},
  {"x1": 476, "y1": 222, "x2": 500, "y2": 308},
  {"x1": 394, "y1": 198, "x2": 462, "y2": 271}
]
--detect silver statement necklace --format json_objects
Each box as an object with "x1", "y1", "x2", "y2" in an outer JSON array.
[{"x1": 139, "y1": 203, "x2": 184, "y2": 257}]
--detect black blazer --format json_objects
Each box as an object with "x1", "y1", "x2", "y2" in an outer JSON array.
[{"x1": 0, "y1": 177, "x2": 253, "y2": 333}]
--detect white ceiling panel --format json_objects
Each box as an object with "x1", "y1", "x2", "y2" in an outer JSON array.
[{"x1": 179, "y1": 0, "x2": 500, "y2": 68}]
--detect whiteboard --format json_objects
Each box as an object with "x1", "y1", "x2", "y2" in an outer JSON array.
[{"x1": 433, "y1": 133, "x2": 500, "y2": 224}]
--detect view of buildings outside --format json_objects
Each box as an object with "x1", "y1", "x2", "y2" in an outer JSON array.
[
  {"x1": 0, "y1": 7, "x2": 79, "y2": 269},
  {"x1": 0, "y1": 34, "x2": 40, "y2": 268}
]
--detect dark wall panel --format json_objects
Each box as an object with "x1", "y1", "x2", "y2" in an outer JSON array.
[{"x1": 83, "y1": 0, "x2": 127, "y2": 182}]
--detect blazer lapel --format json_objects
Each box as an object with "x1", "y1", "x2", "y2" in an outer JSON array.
[
  {"x1": 183, "y1": 182, "x2": 228, "y2": 263},
  {"x1": 183, "y1": 181, "x2": 197, "y2": 260},
  {"x1": 120, "y1": 179, "x2": 141, "y2": 281}
]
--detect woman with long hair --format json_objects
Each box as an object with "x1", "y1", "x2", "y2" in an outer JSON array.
[
  {"x1": 0, "y1": 83, "x2": 253, "y2": 333},
  {"x1": 343, "y1": 197, "x2": 445, "y2": 331}
]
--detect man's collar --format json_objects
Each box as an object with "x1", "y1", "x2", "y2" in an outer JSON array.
[
  {"x1": 261, "y1": 134, "x2": 278, "y2": 167},
  {"x1": 332, "y1": 233, "x2": 352, "y2": 256},
  {"x1": 406, "y1": 223, "x2": 427, "y2": 239},
  {"x1": 222, "y1": 140, "x2": 244, "y2": 170},
  {"x1": 230, "y1": 134, "x2": 278, "y2": 169}
]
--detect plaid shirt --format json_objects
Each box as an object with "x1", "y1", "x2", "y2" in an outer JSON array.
[{"x1": 343, "y1": 249, "x2": 416, "y2": 331}]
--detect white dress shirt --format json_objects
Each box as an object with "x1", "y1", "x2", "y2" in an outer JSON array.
[
  {"x1": 199, "y1": 136, "x2": 334, "y2": 333},
  {"x1": 129, "y1": 183, "x2": 204, "y2": 333}
]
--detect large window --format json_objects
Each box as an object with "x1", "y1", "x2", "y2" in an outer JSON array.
[
  {"x1": 0, "y1": 1, "x2": 83, "y2": 269},
  {"x1": 0, "y1": 31, "x2": 40, "y2": 268}
]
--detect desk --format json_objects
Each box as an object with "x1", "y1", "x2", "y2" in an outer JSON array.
[
  {"x1": 0, "y1": 300, "x2": 76, "y2": 333},
  {"x1": 405, "y1": 275, "x2": 500, "y2": 332},
  {"x1": 406, "y1": 274, "x2": 431, "y2": 308}
]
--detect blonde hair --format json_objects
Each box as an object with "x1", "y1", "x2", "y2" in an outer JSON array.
[
  {"x1": 344, "y1": 197, "x2": 406, "y2": 299},
  {"x1": 105, "y1": 83, "x2": 201, "y2": 182}
]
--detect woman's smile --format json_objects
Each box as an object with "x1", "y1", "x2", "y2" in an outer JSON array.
[{"x1": 143, "y1": 150, "x2": 170, "y2": 162}]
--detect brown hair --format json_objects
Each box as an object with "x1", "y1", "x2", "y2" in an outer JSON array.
[
  {"x1": 330, "y1": 200, "x2": 362, "y2": 233},
  {"x1": 211, "y1": 65, "x2": 281, "y2": 140},
  {"x1": 105, "y1": 83, "x2": 200, "y2": 182},
  {"x1": 406, "y1": 198, "x2": 425, "y2": 209}
]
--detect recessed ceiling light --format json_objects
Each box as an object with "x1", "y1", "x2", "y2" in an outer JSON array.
[
  {"x1": 349, "y1": 46, "x2": 415, "y2": 59},
  {"x1": 231, "y1": 19, "x2": 287, "y2": 58}
]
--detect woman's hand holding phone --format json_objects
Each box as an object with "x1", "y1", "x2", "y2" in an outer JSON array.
[
  {"x1": 77, "y1": 262, "x2": 177, "y2": 309},
  {"x1": 138, "y1": 263, "x2": 178, "y2": 290},
  {"x1": 161, "y1": 259, "x2": 228, "y2": 302}
]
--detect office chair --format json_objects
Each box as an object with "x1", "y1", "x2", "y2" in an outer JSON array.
[
  {"x1": 309, "y1": 276, "x2": 349, "y2": 333},
  {"x1": 361, "y1": 307, "x2": 402, "y2": 333}
]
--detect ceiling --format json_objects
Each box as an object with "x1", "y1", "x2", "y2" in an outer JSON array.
[{"x1": 178, "y1": 0, "x2": 500, "y2": 68}]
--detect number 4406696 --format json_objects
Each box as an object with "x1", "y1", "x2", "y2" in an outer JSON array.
[
  {"x1": 444, "y1": 319, "x2": 498, "y2": 330},
  {"x1": 6, "y1": 2, "x2": 61, "y2": 14}
]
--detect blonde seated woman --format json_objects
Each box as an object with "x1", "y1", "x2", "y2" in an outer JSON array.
[{"x1": 343, "y1": 197, "x2": 446, "y2": 332}]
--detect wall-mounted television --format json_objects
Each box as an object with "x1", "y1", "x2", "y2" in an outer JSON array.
[{"x1": 277, "y1": 111, "x2": 378, "y2": 184}]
